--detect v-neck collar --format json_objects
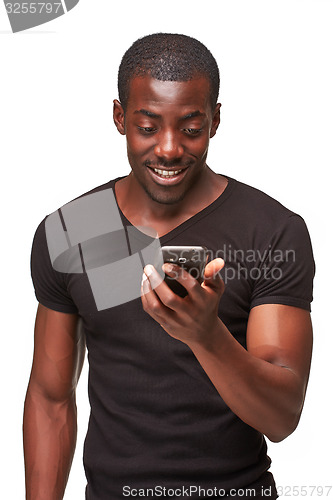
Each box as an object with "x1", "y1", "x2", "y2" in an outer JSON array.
[{"x1": 110, "y1": 174, "x2": 237, "y2": 243}]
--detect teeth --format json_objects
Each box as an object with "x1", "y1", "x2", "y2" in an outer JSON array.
[{"x1": 153, "y1": 168, "x2": 182, "y2": 176}]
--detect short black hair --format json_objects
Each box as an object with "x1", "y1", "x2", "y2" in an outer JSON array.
[{"x1": 118, "y1": 33, "x2": 220, "y2": 112}]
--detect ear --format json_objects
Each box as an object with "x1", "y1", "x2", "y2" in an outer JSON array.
[
  {"x1": 210, "y1": 103, "x2": 221, "y2": 138},
  {"x1": 113, "y1": 99, "x2": 126, "y2": 135}
]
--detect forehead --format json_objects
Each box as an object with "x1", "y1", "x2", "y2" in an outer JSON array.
[{"x1": 126, "y1": 76, "x2": 212, "y2": 116}]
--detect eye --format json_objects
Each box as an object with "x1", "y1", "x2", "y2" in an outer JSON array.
[
  {"x1": 137, "y1": 126, "x2": 156, "y2": 134},
  {"x1": 183, "y1": 128, "x2": 203, "y2": 136}
]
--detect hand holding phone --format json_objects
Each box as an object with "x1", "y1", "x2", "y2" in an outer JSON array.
[{"x1": 154, "y1": 246, "x2": 208, "y2": 298}]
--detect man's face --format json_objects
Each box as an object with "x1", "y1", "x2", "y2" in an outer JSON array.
[{"x1": 113, "y1": 75, "x2": 220, "y2": 205}]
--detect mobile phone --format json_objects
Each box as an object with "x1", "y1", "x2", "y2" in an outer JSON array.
[{"x1": 154, "y1": 246, "x2": 208, "y2": 298}]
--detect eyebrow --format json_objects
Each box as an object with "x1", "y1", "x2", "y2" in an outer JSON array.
[
  {"x1": 133, "y1": 109, "x2": 205, "y2": 120},
  {"x1": 134, "y1": 109, "x2": 161, "y2": 119},
  {"x1": 180, "y1": 110, "x2": 205, "y2": 120}
]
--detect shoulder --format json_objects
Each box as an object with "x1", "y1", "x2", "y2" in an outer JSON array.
[
  {"x1": 34, "y1": 178, "x2": 120, "y2": 229},
  {"x1": 59, "y1": 177, "x2": 120, "y2": 208},
  {"x1": 220, "y1": 176, "x2": 315, "y2": 260},
  {"x1": 35, "y1": 176, "x2": 123, "y2": 233},
  {"x1": 229, "y1": 177, "x2": 296, "y2": 219},
  {"x1": 225, "y1": 176, "x2": 308, "y2": 232},
  {"x1": 32, "y1": 176, "x2": 125, "y2": 270}
]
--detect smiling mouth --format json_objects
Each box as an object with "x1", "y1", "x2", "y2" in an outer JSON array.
[
  {"x1": 146, "y1": 165, "x2": 189, "y2": 178},
  {"x1": 152, "y1": 167, "x2": 184, "y2": 177}
]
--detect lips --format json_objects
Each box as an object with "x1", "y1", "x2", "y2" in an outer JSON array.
[
  {"x1": 146, "y1": 165, "x2": 189, "y2": 185},
  {"x1": 152, "y1": 167, "x2": 184, "y2": 177}
]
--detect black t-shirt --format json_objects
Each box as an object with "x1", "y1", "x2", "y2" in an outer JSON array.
[{"x1": 30, "y1": 175, "x2": 315, "y2": 500}]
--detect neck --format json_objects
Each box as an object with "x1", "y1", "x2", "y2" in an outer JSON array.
[{"x1": 114, "y1": 166, "x2": 228, "y2": 235}]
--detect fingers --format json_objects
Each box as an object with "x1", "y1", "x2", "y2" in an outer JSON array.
[
  {"x1": 141, "y1": 272, "x2": 166, "y2": 324},
  {"x1": 204, "y1": 258, "x2": 225, "y2": 278},
  {"x1": 141, "y1": 259, "x2": 225, "y2": 322},
  {"x1": 161, "y1": 263, "x2": 204, "y2": 301},
  {"x1": 203, "y1": 258, "x2": 225, "y2": 293},
  {"x1": 141, "y1": 265, "x2": 181, "y2": 315},
  {"x1": 143, "y1": 260, "x2": 223, "y2": 303}
]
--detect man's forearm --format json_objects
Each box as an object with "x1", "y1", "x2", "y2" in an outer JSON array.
[
  {"x1": 23, "y1": 386, "x2": 77, "y2": 500},
  {"x1": 187, "y1": 319, "x2": 304, "y2": 443}
]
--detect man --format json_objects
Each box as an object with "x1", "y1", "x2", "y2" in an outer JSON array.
[{"x1": 24, "y1": 33, "x2": 315, "y2": 500}]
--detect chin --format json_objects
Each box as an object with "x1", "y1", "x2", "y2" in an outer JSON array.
[
  {"x1": 144, "y1": 187, "x2": 187, "y2": 205},
  {"x1": 134, "y1": 172, "x2": 188, "y2": 205}
]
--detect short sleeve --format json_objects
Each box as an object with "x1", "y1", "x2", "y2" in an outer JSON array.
[
  {"x1": 250, "y1": 215, "x2": 315, "y2": 311},
  {"x1": 30, "y1": 218, "x2": 78, "y2": 314}
]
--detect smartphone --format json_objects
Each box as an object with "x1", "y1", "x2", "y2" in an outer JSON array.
[{"x1": 154, "y1": 246, "x2": 208, "y2": 298}]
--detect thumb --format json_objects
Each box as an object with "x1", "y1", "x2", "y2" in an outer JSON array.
[
  {"x1": 203, "y1": 258, "x2": 225, "y2": 294},
  {"x1": 204, "y1": 258, "x2": 225, "y2": 280}
]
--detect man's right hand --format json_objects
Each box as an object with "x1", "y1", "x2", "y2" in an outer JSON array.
[{"x1": 23, "y1": 304, "x2": 85, "y2": 500}]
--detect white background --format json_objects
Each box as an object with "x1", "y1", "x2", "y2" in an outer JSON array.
[{"x1": 1, "y1": 0, "x2": 332, "y2": 498}]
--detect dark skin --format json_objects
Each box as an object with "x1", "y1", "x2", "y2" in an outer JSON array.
[
  {"x1": 113, "y1": 75, "x2": 313, "y2": 441},
  {"x1": 23, "y1": 305, "x2": 85, "y2": 500},
  {"x1": 23, "y1": 75, "x2": 313, "y2": 499},
  {"x1": 113, "y1": 76, "x2": 228, "y2": 236}
]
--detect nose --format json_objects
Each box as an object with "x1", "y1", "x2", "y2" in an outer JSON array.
[{"x1": 154, "y1": 129, "x2": 184, "y2": 161}]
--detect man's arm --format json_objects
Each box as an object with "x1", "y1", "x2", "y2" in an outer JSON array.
[
  {"x1": 141, "y1": 259, "x2": 313, "y2": 443},
  {"x1": 185, "y1": 303, "x2": 312, "y2": 442},
  {"x1": 23, "y1": 304, "x2": 85, "y2": 500}
]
